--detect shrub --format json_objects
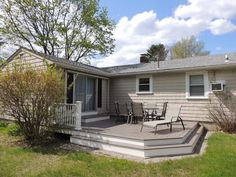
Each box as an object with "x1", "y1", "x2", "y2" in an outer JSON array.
[
  {"x1": 208, "y1": 92, "x2": 236, "y2": 133},
  {"x1": 0, "y1": 63, "x2": 64, "y2": 142}
]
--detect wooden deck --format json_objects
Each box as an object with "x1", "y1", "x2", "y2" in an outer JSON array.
[
  {"x1": 80, "y1": 119, "x2": 197, "y2": 140},
  {"x1": 70, "y1": 119, "x2": 205, "y2": 158}
]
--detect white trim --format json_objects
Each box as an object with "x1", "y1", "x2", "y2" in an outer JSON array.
[
  {"x1": 185, "y1": 71, "x2": 209, "y2": 99},
  {"x1": 136, "y1": 75, "x2": 153, "y2": 94},
  {"x1": 186, "y1": 97, "x2": 209, "y2": 100},
  {"x1": 136, "y1": 92, "x2": 154, "y2": 95}
]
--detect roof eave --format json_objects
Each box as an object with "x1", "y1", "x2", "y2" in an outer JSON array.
[
  {"x1": 3, "y1": 47, "x2": 110, "y2": 78},
  {"x1": 54, "y1": 62, "x2": 111, "y2": 78},
  {"x1": 109, "y1": 63, "x2": 236, "y2": 77}
]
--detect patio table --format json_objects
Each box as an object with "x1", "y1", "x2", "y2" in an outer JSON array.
[{"x1": 145, "y1": 108, "x2": 161, "y2": 120}]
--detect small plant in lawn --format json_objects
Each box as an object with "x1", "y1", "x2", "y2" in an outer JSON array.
[
  {"x1": 208, "y1": 91, "x2": 236, "y2": 133},
  {"x1": 0, "y1": 63, "x2": 64, "y2": 143}
]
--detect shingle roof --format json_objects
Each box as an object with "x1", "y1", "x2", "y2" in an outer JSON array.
[
  {"x1": 20, "y1": 47, "x2": 110, "y2": 77},
  {"x1": 5, "y1": 47, "x2": 236, "y2": 77},
  {"x1": 102, "y1": 52, "x2": 236, "y2": 76}
]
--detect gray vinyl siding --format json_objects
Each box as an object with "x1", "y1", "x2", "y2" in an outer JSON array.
[
  {"x1": 109, "y1": 69, "x2": 236, "y2": 122},
  {"x1": 0, "y1": 51, "x2": 48, "y2": 120},
  {"x1": 209, "y1": 69, "x2": 236, "y2": 110},
  {"x1": 3, "y1": 51, "x2": 48, "y2": 71}
]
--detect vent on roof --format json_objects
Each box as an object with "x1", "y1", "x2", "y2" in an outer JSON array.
[{"x1": 225, "y1": 55, "x2": 229, "y2": 62}]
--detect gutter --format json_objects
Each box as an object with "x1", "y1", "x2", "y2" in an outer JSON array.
[
  {"x1": 108, "y1": 62, "x2": 236, "y2": 77},
  {"x1": 55, "y1": 62, "x2": 111, "y2": 78}
]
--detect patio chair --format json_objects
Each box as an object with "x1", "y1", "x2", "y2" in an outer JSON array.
[
  {"x1": 128, "y1": 102, "x2": 147, "y2": 124},
  {"x1": 114, "y1": 101, "x2": 130, "y2": 123},
  {"x1": 154, "y1": 102, "x2": 168, "y2": 120},
  {"x1": 140, "y1": 104, "x2": 185, "y2": 134}
]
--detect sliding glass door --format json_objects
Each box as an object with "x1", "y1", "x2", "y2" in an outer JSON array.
[
  {"x1": 85, "y1": 77, "x2": 96, "y2": 111},
  {"x1": 74, "y1": 75, "x2": 96, "y2": 112},
  {"x1": 75, "y1": 75, "x2": 86, "y2": 111}
]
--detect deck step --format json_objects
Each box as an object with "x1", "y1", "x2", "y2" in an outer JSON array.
[
  {"x1": 145, "y1": 126, "x2": 205, "y2": 157},
  {"x1": 70, "y1": 124, "x2": 206, "y2": 158},
  {"x1": 81, "y1": 115, "x2": 110, "y2": 123}
]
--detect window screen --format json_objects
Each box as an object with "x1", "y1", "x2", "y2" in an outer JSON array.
[{"x1": 189, "y1": 75, "x2": 204, "y2": 96}]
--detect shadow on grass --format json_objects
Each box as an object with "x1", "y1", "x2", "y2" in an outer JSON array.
[
  {"x1": 28, "y1": 133, "x2": 95, "y2": 157},
  {"x1": 0, "y1": 120, "x2": 94, "y2": 156}
]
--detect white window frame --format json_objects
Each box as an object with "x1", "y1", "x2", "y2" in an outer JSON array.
[
  {"x1": 136, "y1": 75, "x2": 153, "y2": 95},
  {"x1": 186, "y1": 71, "x2": 209, "y2": 99}
]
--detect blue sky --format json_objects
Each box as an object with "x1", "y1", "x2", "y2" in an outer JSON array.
[
  {"x1": 100, "y1": 0, "x2": 186, "y2": 20},
  {"x1": 95, "y1": 0, "x2": 236, "y2": 67}
]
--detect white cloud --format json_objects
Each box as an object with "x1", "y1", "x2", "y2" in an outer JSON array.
[
  {"x1": 175, "y1": 0, "x2": 236, "y2": 20},
  {"x1": 95, "y1": 0, "x2": 236, "y2": 67},
  {"x1": 175, "y1": 0, "x2": 236, "y2": 35},
  {"x1": 209, "y1": 19, "x2": 236, "y2": 35}
]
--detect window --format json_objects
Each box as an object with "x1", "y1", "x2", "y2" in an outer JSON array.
[
  {"x1": 186, "y1": 71, "x2": 209, "y2": 99},
  {"x1": 189, "y1": 75, "x2": 204, "y2": 96},
  {"x1": 139, "y1": 78, "x2": 150, "y2": 92},
  {"x1": 136, "y1": 76, "x2": 153, "y2": 94}
]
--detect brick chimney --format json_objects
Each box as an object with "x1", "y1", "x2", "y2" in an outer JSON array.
[{"x1": 140, "y1": 54, "x2": 149, "y2": 63}]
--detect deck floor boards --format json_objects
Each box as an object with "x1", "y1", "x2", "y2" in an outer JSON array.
[{"x1": 81, "y1": 119, "x2": 197, "y2": 140}]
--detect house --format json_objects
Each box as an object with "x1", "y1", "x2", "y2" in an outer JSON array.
[
  {"x1": 2, "y1": 47, "x2": 111, "y2": 123},
  {"x1": 2, "y1": 47, "x2": 236, "y2": 122},
  {"x1": 1, "y1": 47, "x2": 236, "y2": 158}
]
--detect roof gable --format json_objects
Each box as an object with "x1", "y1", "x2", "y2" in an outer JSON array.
[
  {"x1": 3, "y1": 47, "x2": 110, "y2": 77},
  {"x1": 1, "y1": 48, "x2": 52, "y2": 70}
]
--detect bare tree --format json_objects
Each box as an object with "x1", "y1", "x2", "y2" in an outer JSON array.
[
  {"x1": 0, "y1": 0, "x2": 115, "y2": 62},
  {"x1": 208, "y1": 91, "x2": 236, "y2": 133},
  {"x1": 171, "y1": 36, "x2": 209, "y2": 59}
]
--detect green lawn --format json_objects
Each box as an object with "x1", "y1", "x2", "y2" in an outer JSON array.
[{"x1": 0, "y1": 121, "x2": 236, "y2": 177}]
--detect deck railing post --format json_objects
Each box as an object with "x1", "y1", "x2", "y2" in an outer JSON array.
[{"x1": 75, "y1": 101, "x2": 82, "y2": 130}]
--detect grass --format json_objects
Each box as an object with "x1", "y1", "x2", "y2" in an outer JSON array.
[{"x1": 0, "y1": 121, "x2": 236, "y2": 177}]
